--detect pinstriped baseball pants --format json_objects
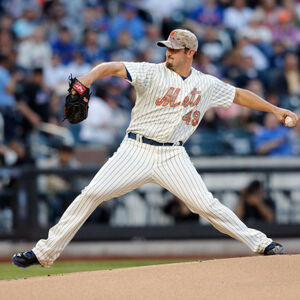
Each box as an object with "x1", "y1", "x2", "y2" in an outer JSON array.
[{"x1": 33, "y1": 137, "x2": 272, "y2": 267}]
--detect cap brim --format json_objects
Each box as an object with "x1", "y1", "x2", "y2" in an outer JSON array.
[{"x1": 157, "y1": 41, "x2": 184, "y2": 49}]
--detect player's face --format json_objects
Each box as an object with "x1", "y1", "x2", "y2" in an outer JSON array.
[{"x1": 165, "y1": 48, "x2": 189, "y2": 71}]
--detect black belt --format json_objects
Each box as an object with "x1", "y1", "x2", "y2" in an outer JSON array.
[{"x1": 128, "y1": 132, "x2": 183, "y2": 146}]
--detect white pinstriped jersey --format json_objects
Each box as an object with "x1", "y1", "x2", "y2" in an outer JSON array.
[
  {"x1": 33, "y1": 63, "x2": 272, "y2": 268},
  {"x1": 124, "y1": 62, "x2": 236, "y2": 143}
]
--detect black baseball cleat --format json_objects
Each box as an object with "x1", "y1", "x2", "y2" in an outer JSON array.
[
  {"x1": 264, "y1": 242, "x2": 284, "y2": 255},
  {"x1": 12, "y1": 250, "x2": 40, "y2": 268}
]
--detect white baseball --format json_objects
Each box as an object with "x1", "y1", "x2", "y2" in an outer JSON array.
[{"x1": 285, "y1": 116, "x2": 294, "y2": 127}]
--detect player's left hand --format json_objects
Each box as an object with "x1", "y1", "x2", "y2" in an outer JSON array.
[
  {"x1": 64, "y1": 75, "x2": 91, "y2": 124},
  {"x1": 273, "y1": 108, "x2": 298, "y2": 127}
]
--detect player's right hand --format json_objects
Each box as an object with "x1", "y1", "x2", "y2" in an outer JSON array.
[{"x1": 273, "y1": 108, "x2": 298, "y2": 127}]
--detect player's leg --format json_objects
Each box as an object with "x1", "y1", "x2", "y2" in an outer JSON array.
[
  {"x1": 27, "y1": 139, "x2": 155, "y2": 267},
  {"x1": 153, "y1": 147, "x2": 272, "y2": 254}
]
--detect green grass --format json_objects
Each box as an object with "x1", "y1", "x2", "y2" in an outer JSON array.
[{"x1": 0, "y1": 259, "x2": 196, "y2": 281}]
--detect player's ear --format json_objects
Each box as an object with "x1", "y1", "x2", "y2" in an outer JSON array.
[{"x1": 187, "y1": 49, "x2": 195, "y2": 58}]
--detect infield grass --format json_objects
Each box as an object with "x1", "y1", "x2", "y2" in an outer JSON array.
[{"x1": 0, "y1": 258, "x2": 197, "y2": 280}]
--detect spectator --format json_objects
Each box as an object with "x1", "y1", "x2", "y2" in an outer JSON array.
[
  {"x1": 255, "y1": 0, "x2": 280, "y2": 30},
  {"x1": 201, "y1": 108, "x2": 224, "y2": 131},
  {"x1": 109, "y1": 3, "x2": 145, "y2": 43},
  {"x1": 235, "y1": 180, "x2": 275, "y2": 223},
  {"x1": 0, "y1": 135, "x2": 33, "y2": 232},
  {"x1": 282, "y1": 0, "x2": 300, "y2": 23},
  {"x1": 141, "y1": 0, "x2": 184, "y2": 23},
  {"x1": 79, "y1": 89, "x2": 117, "y2": 147},
  {"x1": 0, "y1": 55, "x2": 21, "y2": 142},
  {"x1": 0, "y1": 28, "x2": 14, "y2": 58},
  {"x1": 137, "y1": 24, "x2": 165, "y2": 63},
  {"x1": 67, "y1": 51, "x2": 91, "y2": 78},
  {"x1": 223, "y1": 52, "x2": 259, "y2": 87},
  {"x1": 81, "y1": 29, "x2": 107, "y2": 64},
  {"x1": 236, "y1": 35, "x2": 269, "y2": 71},
  {"x1": 83, "y1": 3, "x2": 109, "y2": 33},
  {"x1": 12, "y1": 6, "x2": 40, "y2": 40},
  {"x1": 110, "y1": 30, "x2": 137, "y2": 62},
  {"x1": 51, "y1": 26, "x2": 76, "y2": 65},
  {"x1": 43, "y1": 54, "x2": 67, "y2": 90},
  {"x1": 266, "y1": 92, "x2": 281, "y2": 107},
  {"x1": 254, "y1": 112, "x2": 294, "y2": 156},
  {"x1": 38, "y1": 144, "x2": 80, "y2": 225},
  {"x1": 223, "y1": 0, "x2": 253, "y2": 32},
  {"x1": 0, "y1": 13, "x2": 14, "y2": 31},
  {"x1": 289, "y1": 120, "x2": 300, "y2": 155},
  {"x1": 244, "y1": 79, "x2": 266, "y2": 123},
  {"x1": 200, "y1": 26, "x2": 228, "y2": 63},
  {"x1": 0, "y1": 143, "x2": 18, "y2": 167},
  {"x1": 14, "y1": 68, "x2": 51, "y2": 140},
  {"x1": 100, "y1": 83, "x2": 131, "y2": 143},
  {"x1": 273, "y1": 52, "x2": 300, "y2": 97},
  {"x1": 237, "y1": 10, "x2": 273, "y2": 46},
  {"x1": 187, "y1": 0, "x2": 223, "y2": 29},
  {"x1": 44, "y1": 2, "x2": 75, "y2": 43},
  {"x1": 294, "y1": 0, "x2": 300, "y2": 20},
  {"x1": 0, "y1": 55, "x2": 15, "y2": 108},
  {"x1": 101, "y1": 77, "x2": 132, "y2": 110},
  {"x1": 81, "y1": 4, "x2": 110, "y2": 50},
  {"x1": 272, "y1": 9, "x2": 300, "y2": 48},
  {"x1": 194, "y1": 51, "x2": 221, "y2": 77},
  {"x1": 216, "y1": 80, "x2": 263, "y2": 132},
  {"x1": 163, "y1": 195, "x2": 198, "y2": 223},
  {"x1": 269, "y1": 40, "x2": 289, "y2": 70},
  {"x1": 17, "y1": 26, "x2": 52, "y2": 70}
]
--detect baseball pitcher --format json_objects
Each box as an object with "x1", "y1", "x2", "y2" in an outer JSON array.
[{"x1": 13, "y1": 29, "x2": 298, "y2": 268}]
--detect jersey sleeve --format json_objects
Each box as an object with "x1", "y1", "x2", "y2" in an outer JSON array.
[
  {"x1": 123, "y1": 62, "x2": 155, "y2": 91},
  {"x1": 208, "y1": 77, "x2": 236, "y2": 108}
]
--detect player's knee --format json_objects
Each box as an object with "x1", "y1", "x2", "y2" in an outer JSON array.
[
  {"x1": 80, "y1": 186, "x2": 109, "y2": 203},
  {"x1": 193, "y1": 196, "x2": 221, "y2": 216},
  {"x1": 205, "y1": 197, "x2": 222, "y2": 215}
]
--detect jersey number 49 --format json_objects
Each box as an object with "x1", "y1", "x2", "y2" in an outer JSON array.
[{"x1": 182, "y1": 110, "x2": 200, "y2": 126}]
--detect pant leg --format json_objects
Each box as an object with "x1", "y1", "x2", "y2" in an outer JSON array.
[
  {"x1": 153, "y1": 147, "x2": 272, "y2": 254},
  {"x1": 33, "y1": 139, "x2": 155, "y2": 267}
]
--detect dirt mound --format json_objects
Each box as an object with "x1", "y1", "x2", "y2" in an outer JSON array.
[{"x1": 1, "y1": 255, "x2": 299, "y2": 300}]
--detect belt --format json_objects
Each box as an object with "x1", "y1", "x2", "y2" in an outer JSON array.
[{"x1": 128, "y1": 132, "x2": 183, "y2": 146}]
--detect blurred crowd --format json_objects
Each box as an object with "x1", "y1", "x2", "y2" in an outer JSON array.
[{"x1": 1, "y1": 0, "x2": 300, "y2": 169}]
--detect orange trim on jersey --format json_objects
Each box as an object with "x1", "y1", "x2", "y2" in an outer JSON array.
[
  {"x1": 189, "y1": 88, "x2": 197, "y2": 104},
  {"x1": 182, "y1": 110, "x2": 192, "y2": 125},
  {"x1": 155, "y1": 87, "x2": 201, "y2": 108},
  {"x1": 190, "y1": 89, "x2": 201, "y2": 107},
  {"x1": 191, "y1": 110, "x2": 201, "y2": 126},
  {"x1": 169, "y1": 88, "x2": 181, "y2": 107},
  {"x1": 182, "y1": 96, "x2": 190, "y2": 107},
  {"x1": 155, "y1": 87, "x2": 174, "y2": 106},
  {"x1": 191, "y1": 95, "x2": 201, "y2": 107},
  {"x1": 156, "y1": 87, "x2": 182, "y2": 107}
]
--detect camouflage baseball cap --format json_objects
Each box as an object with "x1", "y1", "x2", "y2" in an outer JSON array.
[{"x1": 157, "y1": 29, "x2": 198, "y2": 51}]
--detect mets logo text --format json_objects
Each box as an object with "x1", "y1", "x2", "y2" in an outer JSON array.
[{"x1": 155, "y1": 87, "x2": 201, "y2": 108}]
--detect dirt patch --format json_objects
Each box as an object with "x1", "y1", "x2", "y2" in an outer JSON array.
[{"x1": 1, "y1": 255, "x2": 299, "y2": 300}]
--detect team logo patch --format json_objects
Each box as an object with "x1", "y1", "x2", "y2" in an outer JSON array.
[
  {"x1": 73, "y1": 82, "x2": 86, "y2": 94},
  {"x1": 83, "y1": 97, "x2": 88, "y2": 103}
]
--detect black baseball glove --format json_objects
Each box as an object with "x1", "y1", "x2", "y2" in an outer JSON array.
[{"x1": 64, "y1": 75, "x2": 91, "y2": 124}]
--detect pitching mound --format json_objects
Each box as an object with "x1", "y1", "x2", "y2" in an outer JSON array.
[{"x1": 1, "y1": 255, "x2": 300, "y2": 300}]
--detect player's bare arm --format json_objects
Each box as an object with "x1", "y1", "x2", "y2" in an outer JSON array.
[
  {"x1": 77, "y1": 62, "x2": 128, "y2": 87},
  {"x1": 233, "y1": 88, "x2": 299, "y2": 126}
]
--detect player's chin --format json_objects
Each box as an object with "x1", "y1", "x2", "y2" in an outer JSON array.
[{"x1": 166, "y1": 62, "x2": 174, "y2": 70}]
